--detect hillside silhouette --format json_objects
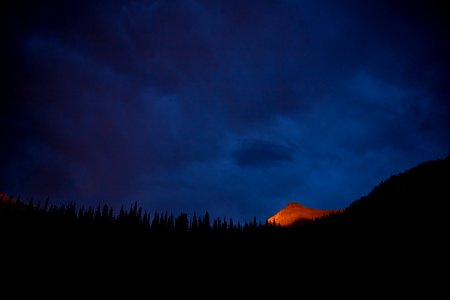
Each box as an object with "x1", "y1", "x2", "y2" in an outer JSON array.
[
  {"x1": 322, "y1": 155, "x2": 449, "y2": 234},
  {"x1": 1, "y1": 155, "x2": 449, "y2": 293},
  {"x1": 299, "y1": 155, "x2": 449, "y2": 240},
  {"x1": 2, "y1": 155, "x2": 449, "y2": 245}
]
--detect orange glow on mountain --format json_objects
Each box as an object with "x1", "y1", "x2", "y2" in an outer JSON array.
[
  {"x1": 0, "y1": 192, "x2": 13, "y2": 202},
  {"x1": 268, "y1": 202, "x2": 341, "y2": 226}
]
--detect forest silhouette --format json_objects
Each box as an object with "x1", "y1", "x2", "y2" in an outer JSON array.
[{"x1": 1, "y1": 155, "x2": 449, "y2": 293}]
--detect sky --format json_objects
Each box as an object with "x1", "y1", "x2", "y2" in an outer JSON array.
[{"x1": 1, "y1": 0, "x2": 449, "y2": 222}]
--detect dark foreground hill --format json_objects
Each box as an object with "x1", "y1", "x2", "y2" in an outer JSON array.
[
  {"x1": 299, "y1": 156, "x2": 449, "y2": 262},
  {"x1": 317, "y1": 155, "x2": 450, "y2": 235},
  {"x1": 1, "y1": 155, "x2": 449, "y2": 294}
]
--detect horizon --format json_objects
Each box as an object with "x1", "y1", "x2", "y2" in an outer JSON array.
[{"x1": 1, "y1": 0, "x2": 449, "y2": 222}]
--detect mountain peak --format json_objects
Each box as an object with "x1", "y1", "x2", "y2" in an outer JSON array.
[
  {"x1": 285, "y1": 202, "x2": 305, "y2": 209},
  {"x1": 268, "y1": 201, "x2": 341, "y2": 227},
  {"x1": 0, "y1": 192, "x2": 12, "y2": 202}
]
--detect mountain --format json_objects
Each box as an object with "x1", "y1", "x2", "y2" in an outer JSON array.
[
  {"x1": 0, "y1": 192, "x2": 13, "y2": 202},
  {"x1": 303, "y1": 154, "x2": 450, "y2": 243},
  {"x1": 2, "y1": 156, "x2": 448, "y2": 294},
  {"x1": 268, "y1": 202, "x2": 341, "y2": 226},
  {"x1": 268, "y1": 155, "x2": 450, "y2": 231},
  {"x1": 343, "y1": 155, "x2": 450, "y2": 224},
  {"x1": 0, "y1": 193, "x2": 33, "y2": 209}
]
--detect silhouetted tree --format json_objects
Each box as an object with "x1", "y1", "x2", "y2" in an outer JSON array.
[
  {"x1": 200, "y1": 211, "x2": 210, "y2": 231},
  {"x1": 43, "y1": 198, "x2": 49, "y2": 212},
  {"x1": 190, "y1": 213, "x2": 198, "y2": 232},
  {"x1": 143, "y1": 211, "x2": 149, "y2": 229},
  {"x1": 229, "y1": 218, "x2": 234, "y2": 232},
  {"x1": 175, "y1": 213, "x2": 189, "y2": 233},
  {"x1": 152, "y1": 212, "x2": 160, "y2": 230}
]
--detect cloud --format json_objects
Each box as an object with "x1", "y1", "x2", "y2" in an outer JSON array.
[
  {"x1": 1, "y1": 0, "x2": 449, "y2": 221},
  {"x1": 232, "y1": 140, "x2": 295, "y2": 168}
]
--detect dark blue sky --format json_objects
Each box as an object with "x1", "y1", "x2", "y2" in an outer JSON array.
[{"x1": 1, "y1": 0, "x2": 449, "y2": 222}]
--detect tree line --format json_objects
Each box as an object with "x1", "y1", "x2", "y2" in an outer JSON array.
[{"x1": 0, "y1": 194, "x2": 284, "y2": 238}]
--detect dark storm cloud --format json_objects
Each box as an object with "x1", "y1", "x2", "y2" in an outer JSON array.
[
  {"x1": 233, "y1": 140, "x2": 295, "y2": 168},
  {"x1": 1, "y1": 0, "x2": 449, "y2": 221}
]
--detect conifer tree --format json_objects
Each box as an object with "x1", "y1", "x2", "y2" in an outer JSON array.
[{"x1": 191, "y1": 213, "x2": 198, "y2": 232}]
